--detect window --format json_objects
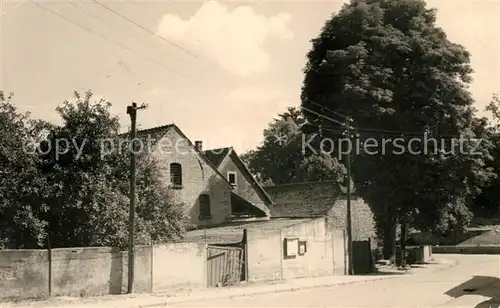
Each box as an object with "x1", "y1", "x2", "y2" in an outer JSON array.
[
  {"x1": 199, "y1": 194, "x2": 211, "y2": 219},
  {"x1": 227, "y1": 171, "x2": 237, "y2": 187},
  {"x1": 170, "y1": 163, "x2": 182, "y2": 188}
]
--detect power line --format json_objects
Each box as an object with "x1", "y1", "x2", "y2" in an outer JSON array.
[
  {"x1": 356, "y1": 127, "x2": 432, "y2": 136},
  {"x1": 90, "y1": 0, "x2": 200, "y2": 59},
  {"x1": 302, "y1": 99, "x2": 468, "y2": 138},
  {"x1": 2, "y1": 0, "x2": 24, "y2": 16},
  {"x1": 319, "y1": 124, "x2": 431, "y2": 137},
  {"x1": 314, "y1": 124, "x2": 472, "y2": 139},
  {"x1": 90, "y1": 0, "x2": 233, "y2": 79},
  {"x1": 63, "y1": 0, "x2": 194, "y2": 83},
  {"x1": 302, "y1": 106, "x2": 351, "y2": 128},
  {"x1": 32, "y1": 1, "x2": 199, "y2": 82},
  {"x1": 304, "y1": 98, "x2": 349, "y2": 120},
  {"x1": 63, "y1": 0, "x2": 182, "y2": 64},
  {"x1": 303, "y1": 98, "x2": 416, "y2": 134}
]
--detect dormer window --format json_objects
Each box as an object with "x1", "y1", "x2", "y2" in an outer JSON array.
[
  {"x1": 170, "y1": 163, "x2": 183, "y2": 189},
  {"x1": 227, "y1": 171, "x2": 237, "y2": 188}
]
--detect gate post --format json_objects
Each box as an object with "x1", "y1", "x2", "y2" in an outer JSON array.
[
  {"x1": 204, "y1": 244, "x2": 209, "y2": 288},
  {"x1": 343, "y1": 229, "x2": 347, "y2": 275},
  {"x1": 243, "y1": 229, "x2": 249, "y2": 282}
]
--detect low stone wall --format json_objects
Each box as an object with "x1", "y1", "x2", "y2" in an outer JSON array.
[
  {"x1": 0, "y1": 243, "x2": 206, "y2": 300},
  {"x1": 245, "y1": 218, "x2": 344, "y2": 282},
  {"x1": 408, "y1": 230, "x2": 486, "y2": 246},
  {"x1": 432, "y1": 245, "x2": 500, "y2": 254}
]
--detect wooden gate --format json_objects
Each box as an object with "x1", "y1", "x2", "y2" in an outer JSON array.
[{"x1": 206, "y1": 245, "x2": 244, "y2": 287}]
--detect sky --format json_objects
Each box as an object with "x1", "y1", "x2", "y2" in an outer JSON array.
[{"x1": 1, "y1": 0, "x2": 499, "y2": 153}]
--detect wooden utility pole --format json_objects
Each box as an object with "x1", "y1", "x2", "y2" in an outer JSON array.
[
  {"x1": 344, "y1": 117, "x2": 354, "y2": 275},
  {"x1": 300, "y1": 106, "x2": 355, "y2": 274},
  {"x1": 126, "y1": 102, "x2": 147, "y2": 294}
]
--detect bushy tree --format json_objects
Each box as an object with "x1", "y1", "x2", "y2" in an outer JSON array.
[
  {"x1": 301, "y1": 0, "x2": 495, "y2": 260},
  {"x1": 1, "y1": 91, "x2": 188, "y2": 249},
  {"x1": 0, "y1": 92, "x2": 52, "y2": 248},
  {"x1": 242, "y1": 107, "x2": 345, "y2": 185},
  {"x1": 89, "y1": 155, "x2": 188, "y2": 249}
]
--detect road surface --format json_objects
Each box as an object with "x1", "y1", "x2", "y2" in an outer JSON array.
[{"x1": 170, "y1": 254, "x2": 500, "y2": 308}]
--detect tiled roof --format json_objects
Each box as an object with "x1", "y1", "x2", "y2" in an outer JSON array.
[
  {"x1": 227, "y1": 150, "x2": 274, "y2": 210},
  {"x1": 203, "y1": 147, "x2": 232, "y2": 167},
  {"x1": 181, "y1": 227, "x2": 244, "y2": 244},
  {"x1": 263, "y1": 181, "x2": 343, "y2": 218},
  {"x1": 181, "y1": 218, "x2": 312, "y2": 244},
  {"x1": 203, "y1": 147, "x2": 274, "y2": 211},
  {"x1": 118, "y1": 124, "x2": 232, "y2": 187},
  {"x1": 118, "y1": 124, "x2": 173, "y2": 150},
  {"x1": 458, "y1": 227, "x2": 500, "y2": 246},
  {"x1": 231, "y1": 192, "x2": 268, "y2": 217},
  {"x1": 265, "y1": 182, "x2": 376, "y2": 240}
]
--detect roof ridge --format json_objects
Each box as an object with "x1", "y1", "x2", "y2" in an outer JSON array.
[
  {"x1": 136, "y1": 123, "x2": 174, "y2": 133},
  {"x1": 118, "y1": 123, "x2": 174, "y2": 137},
  {"x1": 118, "y1": 124, "x2": 233, "y2": 188},
  {"x1": 168, "y1": 125, "x2": 233, "y2": 188},
  {"x1": 263, "y1": 181, "x2": 339, "y2": 188},
  {"x1": 203, "y1": 146, "x2": 233, "y2": 152}
]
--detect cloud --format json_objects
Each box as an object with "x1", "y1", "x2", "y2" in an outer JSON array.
[{"x1": 156, "y1": 1, "x2": 294, "y2": 77}]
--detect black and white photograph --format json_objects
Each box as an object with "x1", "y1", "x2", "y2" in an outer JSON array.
[{"x1": 1, "y1": 0, "x2": 499, "y2": 307}]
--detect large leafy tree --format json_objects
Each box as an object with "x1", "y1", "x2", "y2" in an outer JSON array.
[
  {"x1": 301, "y1": 0, "x2": 494, "y2": 260},
  {"x1": 242, "y1": 107, "x2": 345, "y2": 185},
  {"x1": 37, "y1": 91, "x2": 126, "y2": 247}
]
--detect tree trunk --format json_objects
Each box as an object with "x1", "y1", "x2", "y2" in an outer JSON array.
[
  {"x1": 400, "y1": 223, "x2": 407, "y2": 268},
  {"x1": 382, "y1": 221, "x2": 397, "y2": 263}
]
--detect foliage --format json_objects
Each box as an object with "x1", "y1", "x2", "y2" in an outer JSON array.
[
  {"x1": 0, "y1": 91, "x2": 188, "y2": 249},
  {"x1": 486, "y1": 93, "x2": 500, "y2": 127},
  {"x1": 301, "y1": 0, "x2": 495, "y2": 258},
  {"x1": 0, "y1": 92, "x2": 50, "y2": 248},
  {"x1": 241, "y1": 107, "x2": 345, "y2": 185},
  {"x1": 89, "y1": 155, "x2": 188, "y2": 249},
  {"x1": 473, "y1": 93, "x2": 500, "y2": 217}
]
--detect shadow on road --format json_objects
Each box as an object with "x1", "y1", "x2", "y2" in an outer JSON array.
[
  {"x1": 444, "y1": 276, "x2": 500, "y2": 307},
  {"x1": 475, "y1": 298, "x2": 500, "y2": 308}
]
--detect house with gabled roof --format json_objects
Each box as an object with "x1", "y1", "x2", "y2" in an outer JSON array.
[
  {"x1": 263, "y1": 181, "x2": 376, "y2": 241},
  {"x1": 203, "y1": 147, "x2": 272, "y2": 219},
  {"x1": 120, "y1": 124, "x2": 270, "y2": 229}
]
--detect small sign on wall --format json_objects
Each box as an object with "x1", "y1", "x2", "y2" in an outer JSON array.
[
  {"x1": 298, "y1": 241, "x2": 307, "y2": 255},
  {"x1": 284, "y1": 238, "x2": 299, "y2": 257}
]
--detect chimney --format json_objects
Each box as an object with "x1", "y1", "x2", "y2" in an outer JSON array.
[{"x1": 194, "y1": 140, "x2": 203, "y2": 151}]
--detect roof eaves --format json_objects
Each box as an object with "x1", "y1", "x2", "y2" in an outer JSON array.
[
  {"x1": 229, "y1": 149, "x2": 274, "y2": 208},
  {"x1": 118, "y1": 124, "x2": 173, "y2": 138}
]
